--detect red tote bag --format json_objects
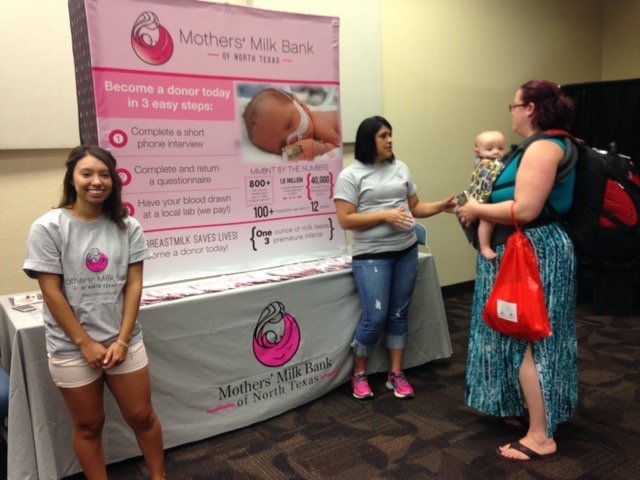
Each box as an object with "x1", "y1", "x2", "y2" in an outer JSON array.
[{"x1": 483, "y1": 204, "x2": 552, "y2": 342}]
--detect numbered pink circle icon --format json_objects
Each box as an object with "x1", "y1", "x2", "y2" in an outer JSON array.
[
  {"x1": 123, "y1": 202, "x2": 135, "y2": 216},
  {"x1": 109, "y1": 130, "x2": 128, "y2": 148},
  {"x1": 117, "y1": 168, "x2": 132, "y2": 186}
]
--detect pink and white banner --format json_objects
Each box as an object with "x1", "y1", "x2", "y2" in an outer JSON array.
[{"x1": 69, "y1": 0, "x2": 345, "y2": 284}]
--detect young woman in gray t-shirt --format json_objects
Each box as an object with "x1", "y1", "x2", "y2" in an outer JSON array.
[
  {"x1": 24, "y1": 146, "x2": 166, "y2": 479},
  {"x1": 334, "y1": 116, "x2": 455, "y2": 400}
]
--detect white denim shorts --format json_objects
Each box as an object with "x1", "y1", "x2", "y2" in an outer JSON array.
[{"x1": 48, "y1": 340, "x2": 148, "y2": 388}]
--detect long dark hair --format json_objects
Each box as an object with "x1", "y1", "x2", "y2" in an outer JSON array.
[
  {"x1": 59, "y1": 146, "x2": 127, "y2": 228},
  {"x1": 354, "y1": 116, "x2": 394, "y2": 164},
  {"x1": 519, "y1": 80, "x2": 575, "y2": 131}
]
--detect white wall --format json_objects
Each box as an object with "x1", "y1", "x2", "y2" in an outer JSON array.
[
  {"x1": 380, "y1": 0, "x2": 605, "y2": 285},
  {"x1": 0, "y1": 1, "x2": 79, "y2": 148},
  {"x1": 602, "y1": 0, "x2": 640, "y2": 80},
  {"x1": 3, "y1": 0, "x2": 640, "y2": 295}
]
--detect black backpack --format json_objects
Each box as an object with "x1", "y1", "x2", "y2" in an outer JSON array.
[{"x1": 528, "y1": 130, "x2": 640, "y2": 262}]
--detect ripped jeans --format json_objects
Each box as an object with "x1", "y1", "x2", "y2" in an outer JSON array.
[{"x1": 350, "y1": 245, "x2": 418, "y2": 357}]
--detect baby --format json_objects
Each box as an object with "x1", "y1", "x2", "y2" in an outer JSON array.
[
  {"x1": 242, "y1": 88, "x2": 341, "y2": 161},
  {"x1": 462, "y1": 130, "x2": 506, "y2": 260}
]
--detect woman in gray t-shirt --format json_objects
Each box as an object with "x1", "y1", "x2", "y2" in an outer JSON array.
[
  {"x1": 23, "y1": 146, "x2": 166, "y2": 479},
  {"x1": 334, "y1": 116, "x2": 455, "y2": 400}
]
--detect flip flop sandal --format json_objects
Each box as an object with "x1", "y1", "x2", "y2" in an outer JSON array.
[{"x1": 495, "y1": 440, "x2": 558, "y2": 462}]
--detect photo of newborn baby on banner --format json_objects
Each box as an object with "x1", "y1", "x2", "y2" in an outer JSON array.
[{"x1": 239, "y1": 84, "x2": 342, "y2": 162}]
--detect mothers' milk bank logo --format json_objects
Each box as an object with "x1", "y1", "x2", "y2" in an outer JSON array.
[
  {"x1": 85, "y1": 248, "x2": 109, "y2": 273},
  {"x1": 253, "y1": 301, "x2": 301, "y2": 367},
  {"x1": 131, "y1": 11, "x2": 174, "y2": 65}
]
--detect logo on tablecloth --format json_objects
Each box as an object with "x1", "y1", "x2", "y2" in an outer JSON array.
[
  {"x1": 253, "y1": 301, "x2": 300, "y2": 367},
  {"x1": 206, "y1": 301, "x2": 338, "y2": 415},
  {"x1": 131, "y1": 12, "x2": 174, "y2": 65}
]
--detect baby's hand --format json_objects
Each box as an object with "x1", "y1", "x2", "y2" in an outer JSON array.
[
  {"x1": 282, "y1": 139, "x2": 335, "y2": 161},
  {"x1": 282, "y1": 144, "x2": 308, "y2": 161}
]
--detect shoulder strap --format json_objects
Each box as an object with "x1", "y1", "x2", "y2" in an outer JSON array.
[
  {"x1": 499, "y1": 132, "x2": 545, "y2": 169},
  {"x1": 491, "y1": 134, "x2": 542, "y2": 192},
  {"x1": 501, "y1": 130, "x2": 578, "y2": 222},
  {"x1": 540, "y1": 129, "x2": 579, "y2": 183},
  {"x1": 493, "y1": 131, "x2": 576, "y2": 193}
]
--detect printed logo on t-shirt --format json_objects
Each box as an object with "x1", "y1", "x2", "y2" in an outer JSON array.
[{"x1": 85, "y1": 248, "x2": 109, "y2": 273}]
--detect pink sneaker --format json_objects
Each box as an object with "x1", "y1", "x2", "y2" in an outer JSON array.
[
  {"x1": 351, "y1": 372, "x2": 374, "y2": 399},
  {"x1": 386, "y1": 371, "x2": 415, "y2": 398}
]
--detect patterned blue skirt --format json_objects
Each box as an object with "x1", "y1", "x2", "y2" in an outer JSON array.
[{"x1": 465, "y1": 222, "x2": 578, "y2": 437}]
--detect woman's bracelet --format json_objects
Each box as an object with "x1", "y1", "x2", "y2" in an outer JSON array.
[{"x1": 115, "y1": 338, "x2": 129, "y2": 349}]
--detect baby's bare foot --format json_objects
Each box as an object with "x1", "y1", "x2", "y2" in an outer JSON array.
[{"x1": 480, "y1": 246, "x2": 497, "y2": 261}]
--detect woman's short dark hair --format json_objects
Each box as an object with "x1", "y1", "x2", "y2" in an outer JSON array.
[
  {"x1": 520, "y1": 80, "x2": 575, "y2": 131},
  {"x1": 354, "y1": 116, "x2": 394, "y2": 164},
  {"x1": 60, "y1": 146, "x2": 128, "y2": 228}
]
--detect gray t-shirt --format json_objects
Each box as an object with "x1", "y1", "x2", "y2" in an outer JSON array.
[
  {"x1": 23, "y1": 208, "x2": 150, "y2": 356},
  {"x1": 334, "y1": 159, "x2": 418, "y2": 256}
]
